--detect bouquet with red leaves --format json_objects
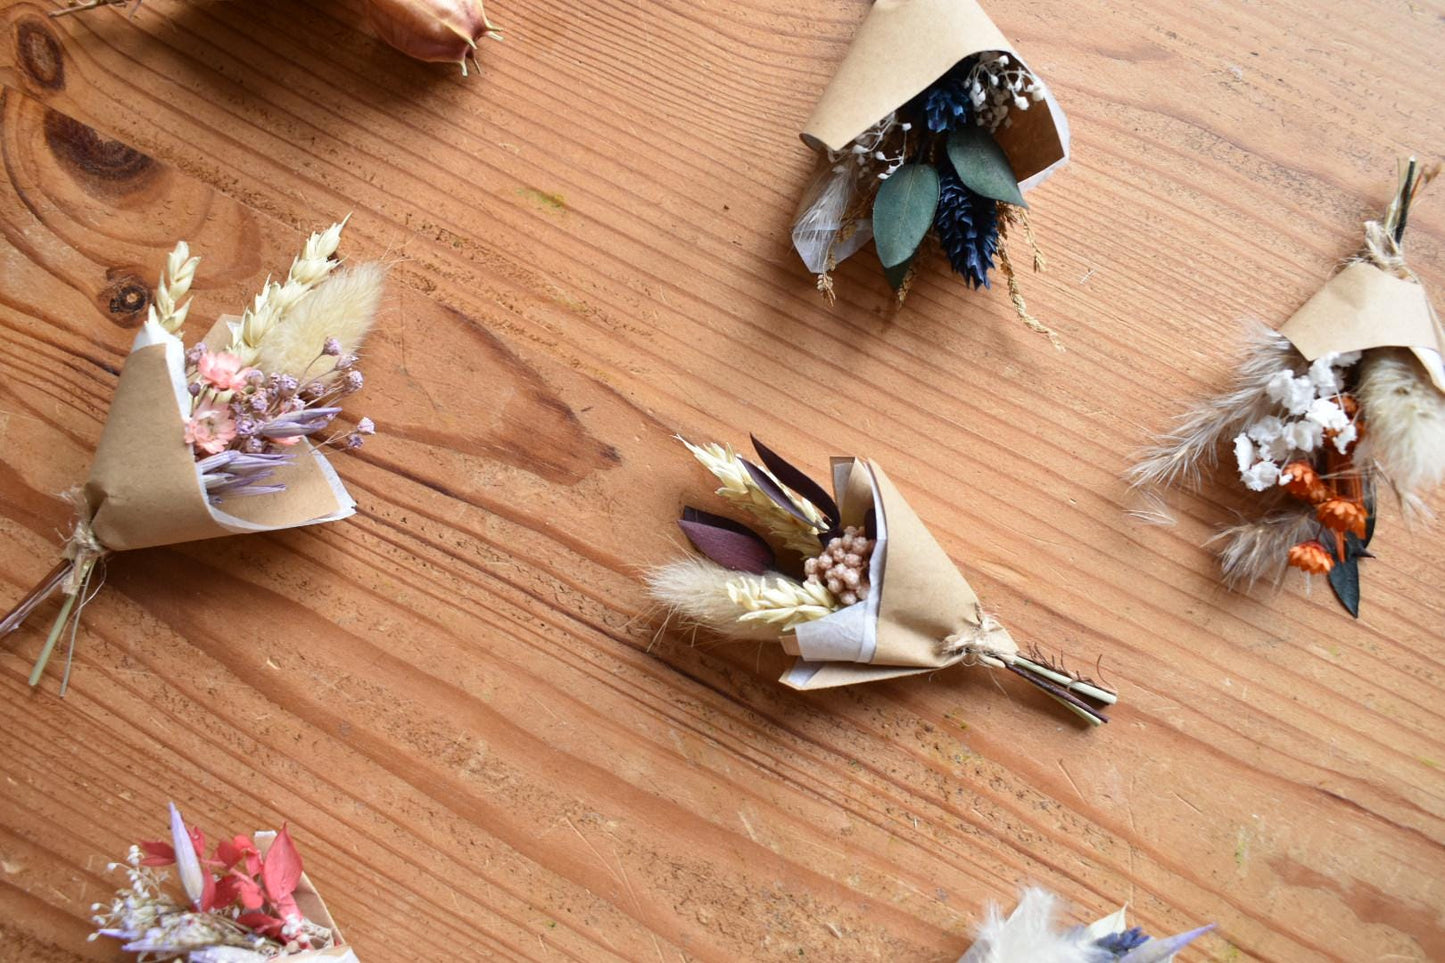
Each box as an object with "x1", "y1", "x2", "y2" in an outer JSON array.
[{"x1": 91, "y1": 803, "x2": 357, "y2": 961}]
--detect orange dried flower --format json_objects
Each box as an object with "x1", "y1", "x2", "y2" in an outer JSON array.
[
  {"x1": 1316, "y1": 498, "x2": 1367, "y2": 538},
  {"x1": 1280, "y1": 461, "x2": 1330, "y2": 504},
  {"x1": 1287, "y1": 540, "x2": 1334, "y2": 575}
]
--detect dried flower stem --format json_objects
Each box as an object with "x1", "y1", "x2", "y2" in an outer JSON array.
[
  {"x1": 230, "y1": 221, "x2": 347, "y2": 364},
  {"x1": 997, "y1": 231, "x2": 1062, "y2": 350},
  {"x1": 681, "y1": 437, "x2": 826, "y2": 554},
  {"x1": 726, "y1": 572, "x2": 837, "y2": 630},
  {"x1": 147, "y1": 242, "x2": 200, "y2": 334}
]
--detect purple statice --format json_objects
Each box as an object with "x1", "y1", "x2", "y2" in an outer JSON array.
[
  {"x1": 1095, "y1": 927, "x2": 1150, "y2": 956},
  {"x1": 934, "y1": 166, "x2": 998, "y2": 289},
  {"x1": 920, "y1": 66, "x2": 973, "y2": 132}
]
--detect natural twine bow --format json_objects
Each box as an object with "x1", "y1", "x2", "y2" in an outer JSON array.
[
  {"x1": 1359, "y1": 157, "x2": 1438, "y2": 281},
  {"x1": 61, "y1": 488, "x2": 106, "y2": 595},
  {"x1": 941, "y1": 603, "x2": 1018, "y2": 666}
]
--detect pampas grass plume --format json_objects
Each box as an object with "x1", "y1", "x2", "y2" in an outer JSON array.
[
  {"x1": 254, "y1": 262, "x2": 385, "y2": 378},
  {"x1": 1129, "y1": 322, "x2": 1304, "y2": 492}
]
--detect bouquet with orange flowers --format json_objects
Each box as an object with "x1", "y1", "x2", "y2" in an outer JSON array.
[{"x1": 1131, "y1": 160, "x2": 1444, "y2": 616}]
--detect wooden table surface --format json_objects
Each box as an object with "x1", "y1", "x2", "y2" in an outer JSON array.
[{"x1": 1, "y1": 0, "x2": 1442, "y2": 959}]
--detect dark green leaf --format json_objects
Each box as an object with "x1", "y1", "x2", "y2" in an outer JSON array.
[
  {"x1": 1327, "y1": 554, "x2": 1361, "y2": 618},
  {"x1": 872, "y1": 165, "x2": 941, "y2": 268},
  {"x1": 945, "y1": 127, "x2": 1026, "y2": 208},
  {"x1": 882, "y1": 252, "x2": 916, "y2": 292}
]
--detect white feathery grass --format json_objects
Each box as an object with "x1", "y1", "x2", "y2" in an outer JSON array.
[
  {"x1": 680, "y1": 437, "x2": 826, "y2": 554},
  {"x1": 147, "y1": 241, "x2": 200, "y2": 334},
  {"x1": 1356, "y1": 348, "x2": 1445, "y2": 510},
  {"x1": 1212, "y1": 506, "x2": 1317, "y2": 589},
  {"x1": 253, "y1": 262, "x2": 384, "y2": 378},
  {"x1": 957, "y1": 888, "x2": 1109, "y2": 963},
  {"x1": 1129, "y1": 321, "x2": 1305, "y2": 492},
  {"x1": 229, "y1": 221, "x2": 347, "y2": 365},
  {"x1": 958, "y1": 888, "x2": 1211, "y2": 963},
  {"x1": 646, "y1": 558, "x2": 835, "y2": 641}
]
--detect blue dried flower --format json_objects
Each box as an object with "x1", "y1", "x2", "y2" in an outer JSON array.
[
  {"x1": 1095, "y1": 927, "x2": 1150, "y2": 956},
  {"x1": 921, "y1": 70, "x2": 972, "y2": 132},
  {"x1": 933, "y1": 166, "x2": 998, "y2": 289}
]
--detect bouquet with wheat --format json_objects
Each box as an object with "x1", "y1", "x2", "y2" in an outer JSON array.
[
  {"x1": 2, "y1": 221, "x2": 382, "y2": 692},
  {"x1": 648, "y1": 437, "x2": 1117, "y2": 724}
]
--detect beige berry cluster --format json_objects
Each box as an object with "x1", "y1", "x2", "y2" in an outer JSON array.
[{"x1": 803, "y1": 526, "x2": 874, "y2": 606}]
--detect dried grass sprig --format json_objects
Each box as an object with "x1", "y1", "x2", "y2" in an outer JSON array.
[
  {"x1": 646, "y1": 558, "x2": 835, "y2": 641},
  {"x1": 147, "y1": 241, "x2": 200, "y2": 335},
  {"x1": 1128, "y1": 321, "x2": 1306, "y2": 492},
  {"x1": 681, "y1": 437, "x2": 827, "y2": 555},
  {"x1": 1212, "y1": 503, "x2": 1318, "y2": 589},
  {"x1": 230, "y1": 221, "x2": 347, "y2": 364}
]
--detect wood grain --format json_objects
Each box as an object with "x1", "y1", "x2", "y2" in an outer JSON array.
[{"x1": 0, "y1": 0, "x2": 1442, "y2": 959}]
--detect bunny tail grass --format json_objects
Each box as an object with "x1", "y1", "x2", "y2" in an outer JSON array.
[
  {"x1": 1356, "y1": 348, "x2": 1445, "y2": 512},
  {"x1": 1129, "y1": 321, "x2": 1304, "y2": 492},
  {"x1": 253, "y1": 262, "x2": 385, "y2": 378},
  {"x1": 647, "y1": 558, "x2": 818, "y2": 642}
]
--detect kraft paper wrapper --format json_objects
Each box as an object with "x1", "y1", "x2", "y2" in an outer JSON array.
[
  {"x1": 779, "y1": 458, "x2": 1016, "y2": 690},
  {"x1": 83, "y1": 318, "x2": 355, "y2": 552},
  {"x1": 1278, "y1": 261, "x2": 1445, "y2": 394},
  {"x1": 800, "y1": 0, "x2": 1069, "y2": 190},
  {"x1": 254, "y1": 830, "x2": 359, "y2": 962}
]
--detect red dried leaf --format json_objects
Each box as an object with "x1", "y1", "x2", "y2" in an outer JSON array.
[
  {"x1": 137, "y1": 840, "x2": 176, "y2": 866},
  {"x1": 237, "y1": 911, "x2": 286, "y2": 939},
  {"x1": 261, "y1": 824, "x2": 304, "y2": 903},
  {"x1": 215, "y1": 872, "x2": 265, "y2": 911}
]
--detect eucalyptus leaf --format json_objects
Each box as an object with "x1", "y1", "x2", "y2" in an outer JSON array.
[
  {"x1": 945, "y1": 127, "x2": 1026, "y2": 208},
  {"x1": 882, "y1": 252, "x2": 916, "y2": 292},
  {"x1": 872, "y1": 164, "x2": 940, "y2": 268}
]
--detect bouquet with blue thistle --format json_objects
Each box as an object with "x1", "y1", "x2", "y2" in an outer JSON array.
[
  {"x1": 956, "y1": 888, "x2": 1214, "y2": 962},
  {"x1": 791, "y1": 0, "x2": 1067, "y2": 345},
  {"x1": 1, "y1": 223, "x2": 383, "y2": 694},
  {"x1": 646, "y1": 436, "x2": 1117, "y2": 724}
]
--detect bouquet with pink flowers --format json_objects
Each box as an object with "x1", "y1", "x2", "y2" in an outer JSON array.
[
  {"x1": 92, "y1": 803, "x2": 358, "y2": 961},
  {"x1": 2, "y1": 222, "x2": 382, "y2": 693}
]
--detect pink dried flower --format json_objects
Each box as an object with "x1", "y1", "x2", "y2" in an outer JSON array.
[
  {"x1": 197, "y1": 351, "x2": 259, "y2": 392},
  {"x1": 185, "y1": 399, "x2": 238, "y2": 455}
]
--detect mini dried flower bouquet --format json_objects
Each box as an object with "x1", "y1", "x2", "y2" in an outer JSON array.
[
  {"x1": 648, "y1": 437, "x2": 1117, "y2": 724},
  {"x1": 1131, "y1": 160, "x2": 1444, "y2": 617},
  {"x1": 92, "y1": 803, "x2": 358, "y2": 961},
  {"x1": 2, "y1": 222, "x2": 382, "y2": 692},
  {"x1": 792, "y1": 0, "x2": 1069, "y2": 337}
]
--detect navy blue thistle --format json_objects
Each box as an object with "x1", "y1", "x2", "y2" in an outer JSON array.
[
  {"x1": 934, "y1": 165, "x2": 999, "y2": 289},
  {"x1": 1095, "y1": 927, "x2": 1151, "y2": 956},
  {"x1": 920, "y1": 66, "x2": 974, "y2": 133}
]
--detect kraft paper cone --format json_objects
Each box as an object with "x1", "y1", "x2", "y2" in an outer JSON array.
[
  {"x1": 800, "y1": 0, "x2": 1069, "y2": 189},
  {"x1": 780, "y1": 458, "x2": 1016, "y2": 690},
  {"x1": 1279, "y1": 261, "x2": 1445, "y2": 393},
  {"x1": 254, "y1": 831, "x2": 359, "y2": 962},
  {"x1": 83, "y1": 318, "x2": 355, "y2": 552}
]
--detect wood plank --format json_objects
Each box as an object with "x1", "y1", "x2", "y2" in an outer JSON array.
[{"x1": 0, "y1": 0, "x2": 1442, "y2": 959}]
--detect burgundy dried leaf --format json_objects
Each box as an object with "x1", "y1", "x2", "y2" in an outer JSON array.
[
  {"x1": 740, "y1": 459, "x2": 824, "y2": 536},
  {"x1": 679, "y1": 508, "x2": 774, "y2": 574},
  {"x1": 750, "y1": 436, "x2": 838, "y2": 526}
]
